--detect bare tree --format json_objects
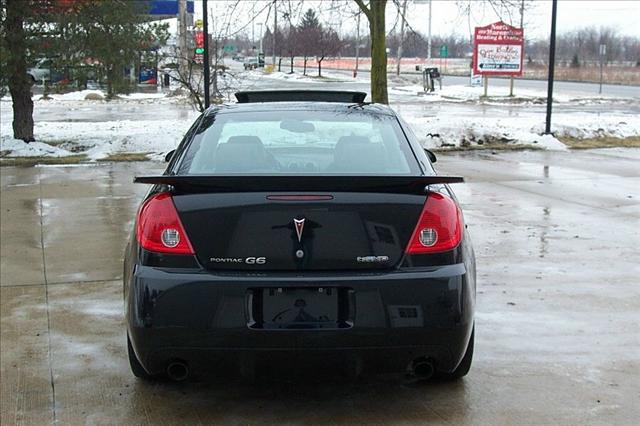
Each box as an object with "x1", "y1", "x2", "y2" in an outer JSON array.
[
  {"x1": 395, "y1": 0, "x2": 408, "y2": 76},
  {"x1": 283, "y1": 26, "x2": 299, "y2": 73},
  {"x1": 316, "y1": 27, "x2": 343, "y2": 77}
]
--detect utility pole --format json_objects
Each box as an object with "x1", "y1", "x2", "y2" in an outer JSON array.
[
  {"x1": 203, "y1": 0, "x2": 210, "y2": 109},
  {"x1": 178, "y1": 0, "x2": 187, "y2": 73},
  {"x1": 427, "y1": 0, "x2": 432, "y2": 61},
  {"x1": 396, "y1": 0, "x2": 408, "y2": 76},
  {"x1": 355, "y1": 11, "x2": 360, "y2": 76},
  {"x1": 257, "y1": 22, "x2": 263, "y2": 65},
  {"x1": 544, "y1": 0, "x2": 558, "y2": 134},
  {"x1": 272, "y1": 0, "x2": 277, "y2": 67},
  {"x1": 510, "y1": 0, "x2": 525, "y2": 97},
  {"x1": 599, "y1": 44, "x2": 606, "y2": 94}
]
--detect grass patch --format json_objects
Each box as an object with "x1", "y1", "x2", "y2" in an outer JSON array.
[
  {"x1": 559, "y1": 136, "x2": 640, "y2": 149},
  {"x1": 0, "y1": 155, "x2": 87, "y2": 167},
  {"x1": 96, "y1": 152, "x2": 150, "y2": 162}
]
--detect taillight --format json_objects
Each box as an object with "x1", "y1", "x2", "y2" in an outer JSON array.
[
  {"x1": 405, "y1": 192, "x2": 463, "y2": 254},
  {"x1": 136, "y1": 192, "x2": 194, "y2": 255}
]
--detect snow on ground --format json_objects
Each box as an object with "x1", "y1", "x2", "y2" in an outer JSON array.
[
  {"x1": 388, "y1": 83, "x2": 632, "y2": 104},
  {"x1": 257, "y1": 70, "x2": 327, "y2": 84},
  {"x1": 7, "y1": 89, "x2": 182, "y2": 103},
  {"x1": 1, "y1": 117, "x2": 198, "y2": 160},
  {"x1": 1, "y1": 77, "x2": 639, "y2": 160},
  {"x1": 0, "y1": 139, "x2": 75, "y2": 157},
  {"x1": 398, "y1": 108, "x2": 640, "y2": 150}
]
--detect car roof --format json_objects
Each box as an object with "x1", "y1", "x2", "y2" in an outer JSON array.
[{"x1": 205, "y1": 101, "x2": 396, "y2": 117}]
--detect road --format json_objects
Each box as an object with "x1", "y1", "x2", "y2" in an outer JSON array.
[
  {"x1": 2, "y1": 149, "x2": 639, "y2": 424},
  {"x1": 306, "y1": 66, "x2": 640, "y2": 99}
]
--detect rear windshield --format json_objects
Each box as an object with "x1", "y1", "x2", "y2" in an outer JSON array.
[{"x1": 176, "y1": 110, "x2": 420, "y2": 175}]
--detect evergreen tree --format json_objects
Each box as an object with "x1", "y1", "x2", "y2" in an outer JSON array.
[
  {"x1": 300, "y1": 8, "x2": 320, "y2": 30},
  {"x1": 63, "y1": 0, "x2": 168, "y2": 98}
]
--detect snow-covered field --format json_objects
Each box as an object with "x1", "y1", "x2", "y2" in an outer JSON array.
[{"x1": 1, "y1": 75, "x2": 639, "y2": 161}]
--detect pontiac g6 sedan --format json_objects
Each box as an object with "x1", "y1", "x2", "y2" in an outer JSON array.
[{"x1": 124, "y1": 90, "x2": 476, "y2": 382}]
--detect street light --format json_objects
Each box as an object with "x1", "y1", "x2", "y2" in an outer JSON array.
[
  {"x1": 257, "y1": 22, "x2": 263, "y2": 66},
  {"x1": 544, "y1": 0, "x2": 558, "y2": 134}
]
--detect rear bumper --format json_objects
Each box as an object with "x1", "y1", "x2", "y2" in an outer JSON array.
[{"x1": 126, "y1": 264, "x2": 475, "y2": 376}]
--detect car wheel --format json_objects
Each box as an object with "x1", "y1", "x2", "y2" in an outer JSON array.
[
  {"x1": 438, "y1": 326, "x2": 474, "y2": 380},
  {"x1": 127, "y1": 334, "x2": 154, "y2": 380}
]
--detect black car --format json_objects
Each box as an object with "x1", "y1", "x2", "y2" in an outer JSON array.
[{"x1": 125, "y1": 90, "x2": 476, "y2": 382}]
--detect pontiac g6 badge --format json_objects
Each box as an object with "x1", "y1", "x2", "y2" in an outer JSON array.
[{"x1": 294, "y1": 218, "x2": 305, "y2": 242}]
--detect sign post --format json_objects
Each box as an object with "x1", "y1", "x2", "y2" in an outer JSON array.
[
  {"x1": 545, "y1": 0, "x2": 558, "y2": 134},
  {"x1": 202, "y1": 0, "x2": 210, "y2": 108},
  {"x1": 473, "y1": 22, "x2": 524, "y2": 97},
  {"x1": 439, "y1": 45, "x2": 448, "y2": 73}
]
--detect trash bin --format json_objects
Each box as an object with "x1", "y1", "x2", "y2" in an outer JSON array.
[{"x1": 423, "y1": 67, "x2": 441, "y2": 92}]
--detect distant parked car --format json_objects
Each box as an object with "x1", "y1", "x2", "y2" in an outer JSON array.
[
  {"x1": 27, "y1": 58, "x2": 52, "y2": 83},
  {"x1": 232, "y1": 54, "x2": 244, "y2": 61},
  {"x1": 243, "y1": 57, "x2": 264, "y2": 70}
]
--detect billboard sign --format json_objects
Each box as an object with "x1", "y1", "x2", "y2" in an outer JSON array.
[
  {"x1": 139, "y1": 66, "x2": 157, "y2": 85},
  {"x1": 473, "y1": 22, "x2": 524, "y2": 77},
  {"x1": 146, "y1": 0, "x2": 194, "y2": 15}
]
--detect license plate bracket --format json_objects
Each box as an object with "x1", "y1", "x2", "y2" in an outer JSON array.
[{"x1": 247, "y1": 287, "x2": 353, "y2": 330}]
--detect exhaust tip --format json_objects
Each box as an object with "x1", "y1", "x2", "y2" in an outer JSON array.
[
  {"x1": 409, "y1": 358, "x2": 435, "y2": 380},
  {"x1": 166, "y1": 360, "x2": 189, "y2": 382}
]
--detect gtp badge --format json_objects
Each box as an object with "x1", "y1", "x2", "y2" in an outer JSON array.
[{"x1": 294, "y1": 218, "x2": 305, "y2": 242}]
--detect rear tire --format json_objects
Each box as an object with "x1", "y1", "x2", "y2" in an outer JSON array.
[
  {"x1": 127, "y1": 335, "x2": 154, "y2": 380},
  {"x1": 438, "y1": 327, "x2": 474, "y2": 380}
]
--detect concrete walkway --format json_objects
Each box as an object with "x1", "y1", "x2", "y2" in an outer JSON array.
[{"x1": 1, "y1": 151, "x2": 639, "y2": 425}]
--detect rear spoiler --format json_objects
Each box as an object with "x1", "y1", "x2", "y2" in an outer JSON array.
[
  {"x1": 133, "y1": 175, "x2": 464, "y2": 195},
  {"x1": 235, "y1": 90, "x2": 367, "y2": 103}
]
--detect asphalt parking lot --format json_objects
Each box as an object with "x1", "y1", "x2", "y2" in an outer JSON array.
[{"x1": 1, "y1": 149, "x2": 639, "y2": 425}]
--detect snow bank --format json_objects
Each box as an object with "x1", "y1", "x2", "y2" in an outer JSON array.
[
  {"x1": 27, "y1": 117, "x2": 197, "y2": 160},
  {"x1": 0, "y1": 139, "x2": 75, "y2": 157},
  {"x1": 399, "y1": 111, "x2": 640, "y2": 150},
  {"x1": 32, "y1": 89, "x2": 177, "y2": 103},
  {"x1": 0, "y1": 112, "x2": 198, "y2": 160}
]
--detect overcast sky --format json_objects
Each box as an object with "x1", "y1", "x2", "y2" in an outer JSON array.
[{"x1": 193, "y1": 0, "x2": 640, "y2": 41}]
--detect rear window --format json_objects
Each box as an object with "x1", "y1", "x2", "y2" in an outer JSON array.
[{"x1": 176, "y1": 110, "x2": 420, "y2": 175}]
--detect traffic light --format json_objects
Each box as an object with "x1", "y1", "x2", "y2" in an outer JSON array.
[{"x1": 194, "y1": 31, "x2": 204, "y2": 63}]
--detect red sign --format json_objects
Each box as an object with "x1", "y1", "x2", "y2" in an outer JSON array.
[
  {"x1": 194, "y1": 31, "x2": 204, "y2": 64},
  {"x1": 473, "y1": 22, "x2": 524, "y2": 77}
]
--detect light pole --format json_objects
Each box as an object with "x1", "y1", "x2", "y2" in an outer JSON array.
[
  {"x1": 257, "y1": 22, "x2": 263, "y2": 66},
  {"x1": 355, "y1": 11, "x2": 360, "y2": 76},
  {"x1": 599, "y1": 44, "x2": 606, "y2": 94},
  {"x1": 544, "y1": 0, "x2": 558, "y2": 134},
  {"x1": 427, "y1": 0, "x2": 432, "y2": 61},
  {"x1": 203, "y1": 0, "x2": 210, "y2": 108}
]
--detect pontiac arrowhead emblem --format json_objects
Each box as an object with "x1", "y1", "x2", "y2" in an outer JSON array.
[{"x1": 294, "y1": 218, "x2": 305, "y2": 242}]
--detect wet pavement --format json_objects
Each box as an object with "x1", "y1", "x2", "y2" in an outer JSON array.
[{"x1": 1, "y1": 149, "x2": 639, "y2": 425}]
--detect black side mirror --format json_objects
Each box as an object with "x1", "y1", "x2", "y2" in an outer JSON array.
[
  {"x1": 424, "y1": 148, "x2": 437, "y2": 163},
  {"x1": 164, "y1": 149, "x2": 175, "y2": 163}
]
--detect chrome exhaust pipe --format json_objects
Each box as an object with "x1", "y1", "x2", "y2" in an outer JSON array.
[
  {"x1": 409, "y1": 358, "x2": 435, "y2": 380},
  {"x1": 166, "y1": 360, "x2": 189, "y2": 381}
]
